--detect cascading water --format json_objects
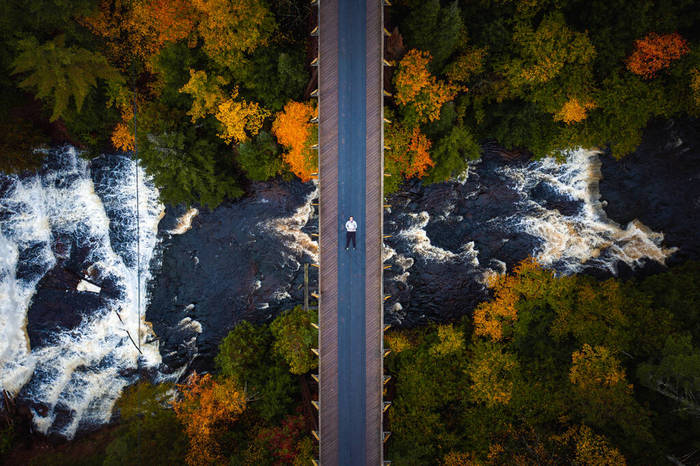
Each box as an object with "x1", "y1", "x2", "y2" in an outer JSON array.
[
  {"x1": 382, "y1": 148, "x2": 677, "y2": 324},
  {"x1": 0, "y1": 143, "x2": 684, "y2": 436},
  {"x1": 498, "y1": 149, "x2": 676, "y2": 274},
  {"x1": 0, "y1": 147, "x2": 163, "y2": 438}
]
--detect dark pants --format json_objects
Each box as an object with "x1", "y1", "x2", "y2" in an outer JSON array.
[{"x1": 345, "y1": 231, "x2": 356, "y2": 249}]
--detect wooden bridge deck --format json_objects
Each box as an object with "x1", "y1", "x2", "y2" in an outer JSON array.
[{"x1": 317, "y1": 0, "x2": 384, "y2": 463}]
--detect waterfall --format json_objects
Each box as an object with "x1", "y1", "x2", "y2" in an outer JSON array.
[{"x1": 0, "y1": 147, "x2": 163, "y2": 438}]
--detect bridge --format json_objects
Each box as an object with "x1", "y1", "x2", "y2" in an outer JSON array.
[{"x1": 312, "y1": 0, "x2": 387, "y2": 462}]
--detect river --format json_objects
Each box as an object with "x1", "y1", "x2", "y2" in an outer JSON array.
[{"x1": 0, "y1": 118, "x2": 697, "y2": 437}]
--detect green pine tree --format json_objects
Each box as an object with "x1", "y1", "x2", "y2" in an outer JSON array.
[{"x1": 12, "y1": 35, "x2": 122, "y2": 122}]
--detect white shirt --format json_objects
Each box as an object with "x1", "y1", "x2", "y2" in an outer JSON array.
[{"x1": 345, "y1": 220, "x2": 357, "y2": 232}]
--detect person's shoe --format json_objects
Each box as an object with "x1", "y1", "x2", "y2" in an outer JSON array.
[
  {"x1": 353, "y1": 247, "x2": 356, "y2": 250},
  {"x1": 345, "y1": 247, "x2": 349, "y2": 250}
]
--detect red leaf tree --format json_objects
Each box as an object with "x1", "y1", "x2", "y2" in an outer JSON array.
[{"x1": 627, "y1": 32, "x2": 690, "y2": 79}]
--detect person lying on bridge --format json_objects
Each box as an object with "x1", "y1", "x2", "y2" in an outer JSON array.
[{"x1": 345, "y1": 216, "x2": 357, "y2": 250}]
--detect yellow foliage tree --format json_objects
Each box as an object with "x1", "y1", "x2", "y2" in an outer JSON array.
[
  {"x1": 430, "y1": 324, "x2": 464, "y2": 356},
  {"x1": 384, "y1": 332, "x2": 414, "y2": 354},
  {"x1": 445, "y1": 47, "x2": 487, "y2": 84},
  {"x1": 179, "y1": 69, "x2": 229, "y2": 122},
  {"x1": 690, "y1": 68, "x2": 700, "y2": 107},
  {"x1": 468, "y1": 342, "x2": 518, "y2": 406},
  {"x1": 556, "y1": 425, "x2": 627, "y2": 465},
  {"x1": 173, "y1": 372, "x2": 247, "y2": 466},
  {"x1": 272, "y1": 101, "x2": 317, "y2": 181},
  {"x1": 554, "y1": 98, "x2": 596, "y2": 124},
  {"x1": 394, "y1": 49, "x2": 461, "y2": 125},
  {"x1": 569, "y1": 344, "x2": 627, "y2": 389},
  {"x1": 179, "y1": 69, "x2": 268, "y2": 144},
  {"x1": 215, "y1": 97, "x2": 268, "y2": 144},
  {"x1": 192, "y1": 0, "x2": 275, "y2": 70}
]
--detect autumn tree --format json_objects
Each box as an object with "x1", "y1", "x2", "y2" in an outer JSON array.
[
  {"x1": 626, "y1": 32, "x2": 690, "y2": 79},
  {"x1": 130, "y1": 0, "x2": 197, "y2": 51},
  {"x1": 445, "y1": 47, "x2": 487, "y2": 84},
  {"x1": 504, "y1": 12, "x2": 596, "y2": 89},
  {"x1": 430, "y1": 324, "x2": 465, "y2": 357},
  {"x1": 467, "y1": 341, "x2": 519, "y2": 407},
  {"x1": 555, "y1": 425, "x2": 627, "y2": 465},
  {"x1": 249, "y1": 414, "x2": 314, "y2": 464},
  {"x1": 272, "y1": 101, "x2": 317, "y2": 181},
  {"x1": 179, "y1": 69, "x2": 269, "y2": 144},
  {"x1": 554, "y1": 98, "x2": 596, "y2": 124},
  {"x1": 394, "y1": 49, "x2": 460, "y2": 126},
  {"x1": 192, "y1": 0, "x2": 276, "y2": 72},
  {"x1": 81, "y1": 0, "x2": 196, "y2": 69},
  {"x1": 11, "y1": 35, "x2": 123, "y2": 122},
  {"x1": 384, "y1": 122, "x2": 433, "y2": 192},
  {"x1": 173, "y1": 372, "x2": 247, "y2": 465},
  {"x1": 215, "y1": 95, "x2": 268, "y2": 144},
  {"x1": 473, "y1": 257, "x2": 544, "y2": 341},
  {"x1": 179, "y1": 69, "x2": 228, "y2": 121}
]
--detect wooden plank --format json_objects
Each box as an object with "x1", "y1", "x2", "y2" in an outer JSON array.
[
  {"x1": 318, "y1": 0, "x2": 339, "y2": 461},
  {"x1": 365, "y1": 0, "x2": 384, "y2": 463}
]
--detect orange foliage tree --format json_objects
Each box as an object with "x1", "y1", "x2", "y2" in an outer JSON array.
[
  {"x1": 385, "y1": 123, "x2": 433, "y2": 180},
  {"x1": 272, "y1": 101, "x2": 317, "y2": 181},
  {"x1": 626, "y1": 32, "x2": 690, "y2": 79},
  {"x1": 111, "y1": 122, "x2": 135, "y2": 151},
  {"x1": 554, "y1": 97, "x2": 596, "y2": 124},
  {"x1": 473, "y1": 257, "x2": 546, "y2": 341},
  {"x1": 172, "y1": 372, "x2": 247, "y2": 465},
  {"x1": 82, "y1": 0, "x2": 196, "y2": 69},
  {"x1": 394, "y1": 49, "x2": 460, "y2": 125}
]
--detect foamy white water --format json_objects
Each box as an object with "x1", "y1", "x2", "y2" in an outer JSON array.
[
  {"x1": 398, "y1": 211, "x2": 480, "y2": 265},
  {"x1": 168, "y1": 207, "x2": 199, "y2": 235},
  {"x1": 500, "y1": 148, "x2": 676, "y2": 273},
  {"x1": 0, "y1": 147, "x2": 163, "y2": 438},
  {"x1": 265, "y1": 185, "x2": 319, "y2": 265}
]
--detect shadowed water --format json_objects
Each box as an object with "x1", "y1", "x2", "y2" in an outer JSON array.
[{"x1": 1, "y1": 119, "x2": 697, "y2": 436}]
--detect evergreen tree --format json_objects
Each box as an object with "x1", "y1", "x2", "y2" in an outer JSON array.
[
  {"x1": 11, "y1": 35, "x2": 122, "y2": 122},
  {"x1": 401, "y1": 0, "x2": 464, "y2": 73},
  {"x1": 237, "y1": 131, "x2": 283, "y2": 181}
]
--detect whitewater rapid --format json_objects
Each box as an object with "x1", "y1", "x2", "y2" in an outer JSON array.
[
  {"x1": 0, "y1": 147, "x2": 163, "y2": 438},
  {"x1": 499, "y1": 149, "x2": 676, "y2": 273},
  {"x1": 381, "y1": 149, "x2": 676, "y2": 323},
  {"x1": 0, "y1": 146, "x2": 679, "y2": 436}
]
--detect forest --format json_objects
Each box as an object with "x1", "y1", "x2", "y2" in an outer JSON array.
[
  {"x1": 1, "y1": 0, "x2": 698, "y2": 201},
  {"x1": 1, "y1": 0, "x2": 699, "y2": 464}
]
